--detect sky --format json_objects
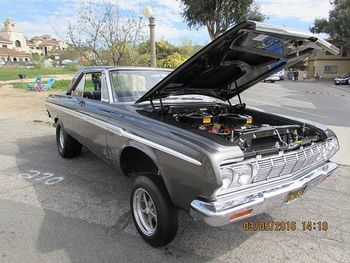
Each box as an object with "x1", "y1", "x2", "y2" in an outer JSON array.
[{"x1": 0, "y1": 0, "x2": 332, "y2": 45}]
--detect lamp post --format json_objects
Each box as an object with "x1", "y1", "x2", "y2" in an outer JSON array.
[{"x1": 142, "y1": 6, "x2": 156, "y2": 67}]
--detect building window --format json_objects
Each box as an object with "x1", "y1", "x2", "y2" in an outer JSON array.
[
  {"x1": 25, "y1": 58, "x2": 28, "y2": 62},
  {"x1": 324, "y1": 65, "x2": 338, "y2": 74},
  {"x1": 341, "y1": 48, "x2": 348, "y2": 57},
  {"x1": 2, "y1": 44, "x2": 7, "y2": 48},
  {"x1": 13, "y1": 57, "x2": 17, "y2": 62},
  {"x1": 15, "y1": 40, "x2": 21, "y2": 47}
]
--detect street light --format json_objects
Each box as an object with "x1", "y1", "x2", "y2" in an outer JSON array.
[{"x1": 142, "y1": 6, "x2": 156, "y2": 67}]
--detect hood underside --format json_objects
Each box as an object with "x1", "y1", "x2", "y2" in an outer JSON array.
[{"x1": 136, "y1": 21, "x2": 339, "y2": 103}]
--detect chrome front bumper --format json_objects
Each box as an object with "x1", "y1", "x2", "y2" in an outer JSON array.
[{"x1": 190, "y1": 161, "x2": 338, "y2": 227}]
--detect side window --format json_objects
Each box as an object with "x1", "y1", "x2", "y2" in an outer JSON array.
[
  {"x1": 83, "y1": 72, "x2": 102, "y2": 101},
  {"x1": 71, "y1": 72, "x2": 103, "y2": 101},
  {"x1": 84, "y1": 73, "x2": 102, "y2": 92}
]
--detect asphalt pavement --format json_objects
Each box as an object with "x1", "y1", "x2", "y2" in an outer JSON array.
[{"x1": 0, "y1": 81, "x2": 349, "y2": 263}]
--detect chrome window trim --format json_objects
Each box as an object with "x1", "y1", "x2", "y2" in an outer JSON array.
[
  {"x1": 45, "y1": 102, "x2": 202, "y2": 166},
  {"x1": 104, "y1": 69, "x2": 114, "y2": 103},
  {"x1": 101, "y1": 70, "x2": 110, "y2": 103}
]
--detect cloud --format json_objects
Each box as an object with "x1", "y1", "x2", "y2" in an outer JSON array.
[
  {"x1": 15, "y1": 1, "x2": 78, "y2": 40},
  {"x1": 3, "y1": 0, "x2": 209, "y2": 44},
  {"x1": 257, "y1": 0, "x2": 331, "y2": 22},
  {"x1": 2, "y1": 0, "x2": 332, "y2": 45}
]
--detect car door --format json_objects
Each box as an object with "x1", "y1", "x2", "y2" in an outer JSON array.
[{"x1": 70, "y1": 71, "x2": 110, "y2": 160}]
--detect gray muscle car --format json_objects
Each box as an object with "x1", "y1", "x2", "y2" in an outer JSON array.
[{"x1": 45, "y1": 21, "x2": 340, "y2": 247}]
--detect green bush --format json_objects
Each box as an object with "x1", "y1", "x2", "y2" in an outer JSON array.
[
  {"x1": 158, "y1": 52, "x2": 187, "y2": 68},
  {"x1": 64, "y1": 64, "x2": 81, "y2": 72}
]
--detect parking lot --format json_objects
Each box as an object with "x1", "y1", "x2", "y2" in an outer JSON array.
[{"x1": 0, "y1": 81, "x2": 349, "y2": 263}]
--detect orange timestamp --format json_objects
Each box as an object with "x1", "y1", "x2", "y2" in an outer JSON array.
[{"x1": 242, "y1": 221, "x2": 329, "y2": 231}]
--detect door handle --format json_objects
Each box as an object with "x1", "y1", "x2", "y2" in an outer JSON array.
[{"x1": 77, "y1": 98, "x2": 85, "y2": 106}]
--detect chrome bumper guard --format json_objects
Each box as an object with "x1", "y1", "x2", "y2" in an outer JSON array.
[{"x1": 190, "y1": 161, "x2": 338, "y2": 227}]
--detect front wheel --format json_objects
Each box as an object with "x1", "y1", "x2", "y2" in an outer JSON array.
[{"x1": 131, "y1": 175, "x2": 178, "y2": 247}]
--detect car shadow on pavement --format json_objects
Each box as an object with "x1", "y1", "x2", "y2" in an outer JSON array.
[{"x1": 14, "y1": 134, "x2": 269, "y2": 262}]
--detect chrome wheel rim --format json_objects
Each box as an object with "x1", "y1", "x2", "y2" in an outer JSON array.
[
  {"x1": 133, "y1": 188, "x2": 157, "y2": 236},
  {"x1": 59, "y1": 128, "x2": 64, "y2": 149}
]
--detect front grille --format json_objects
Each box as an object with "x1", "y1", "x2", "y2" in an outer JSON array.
[{"x1": 226, "y1": 142, "x2": 326, "y2": 184}]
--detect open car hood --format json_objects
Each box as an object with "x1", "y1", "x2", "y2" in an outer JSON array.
[{"x1": 136, "y1": 21, "x2": 339, "y2": 103}]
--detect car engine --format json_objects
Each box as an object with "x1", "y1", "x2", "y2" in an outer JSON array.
[{"x1": 165, "y1": 104, "x2": 320, "y2": 155}]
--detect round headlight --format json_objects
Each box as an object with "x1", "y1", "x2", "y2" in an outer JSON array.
[
  {"x1": 320, "y1": 144, "x2": 328, "y2": 160},
  {"x1": 221, "y1": 168, "x2": 234, "y2": 189},
  {"x1": 220, "y1": 168, "x2": 239, "y2": 189},
  {"x1": 329, "y1": 138, "x2": 339, "y2": 155},
  {"x1": 238, "y1": 164, "x2": 254, "y2": 185},
  {"x1": 326, "y1": 140, "x2": 333, "y2": 152}
]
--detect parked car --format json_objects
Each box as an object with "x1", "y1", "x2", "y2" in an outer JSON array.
[
  {"x1": 263, "y1": 74, "x2": 280, "y2": 83},
  {"x1": 46, "y1": 21, "x2": 340, "y2": 247},
  {"x1": 278, "y1": 74, "x2": 286, "y2": 81},
  {"x1": 334, "y1": 73, "x2": 350, "y2": 85}
]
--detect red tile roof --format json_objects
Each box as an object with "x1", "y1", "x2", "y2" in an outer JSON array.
[
  {"x1": 39, "y1": 38, "x2": 60, "y2": 46},
  {"x1": 26, "y1": 40, "x2": 35, "y2": 46},
  {"x1": 0, "y1": 47, "x2": 30, "y2": 57},
  {"x1": 0, "y1": 36, "x2": 11, "y2": 43}
]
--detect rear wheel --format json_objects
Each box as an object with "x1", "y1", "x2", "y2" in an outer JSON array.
[
  {"x1": 56, "y1": 124, "x2": 82, "y2": 158},
  {"x1": 131, "y1": 175, "x2": 178, "y2": 247}
]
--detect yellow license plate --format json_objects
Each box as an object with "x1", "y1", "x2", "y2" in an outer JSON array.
[{"x1": 284, "y1": 187, "x2": 305, "y2": 204}]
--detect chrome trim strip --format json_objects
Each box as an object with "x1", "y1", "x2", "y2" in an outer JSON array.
[
  {"x1": 104, "y1": 69, "x2": 114, "y2": 103},
  {"x1": 45, "y1": 102, "x2": 202, "y2": 166}
]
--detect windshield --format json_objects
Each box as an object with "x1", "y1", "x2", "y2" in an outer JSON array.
[{"x1": 110, "y1": 70, "x2": 170, "y2": 102}]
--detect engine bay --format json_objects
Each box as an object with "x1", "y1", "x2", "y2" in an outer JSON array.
[{"x1": 148, "y1": 103, "x2": 323, "y2": 156}]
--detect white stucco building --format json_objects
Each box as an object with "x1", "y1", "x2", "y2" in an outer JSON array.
[{"x1": 0, "y1": 18, "x2": 67, "y2": 62}]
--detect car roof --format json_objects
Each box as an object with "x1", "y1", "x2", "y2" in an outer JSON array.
[{"x1": 80, "y1": 66, "x2": 172, "y2": 72}]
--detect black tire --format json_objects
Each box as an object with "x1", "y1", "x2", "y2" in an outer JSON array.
[
  {"x1": 56, "y1": 124, "x2": 82, "y2": 158},
  {"x1": 271, "y1": 80, "x2": 275, "y2": 83},
  {"x1": 131, "y1": 175, "x2": 178, "y2": 247}
]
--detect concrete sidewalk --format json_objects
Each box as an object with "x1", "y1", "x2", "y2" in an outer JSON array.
[{"x1": 330, "y1": 125, "x2": 350, "y2": 166}]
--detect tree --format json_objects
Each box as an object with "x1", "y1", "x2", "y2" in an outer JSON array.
[
  {"x1": 158, "y1": 52, "x2": 187, "y2": 68},
  {"x1": 179, "y1": 0, "x2": 266, "y2": 40},
  {"x1": 311, "y1": 0, "x2": 350, "y2": 49},
  {"x1": 66, "y1": 0, "x2": 144, "y2": 66},
  {"x1": 31, "y1": 53, "x2": 44, "y2": 66}
]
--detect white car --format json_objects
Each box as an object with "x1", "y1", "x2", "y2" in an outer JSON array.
[{"x1": 263, "y1": 74, "x2": 280, "y2": 83}]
